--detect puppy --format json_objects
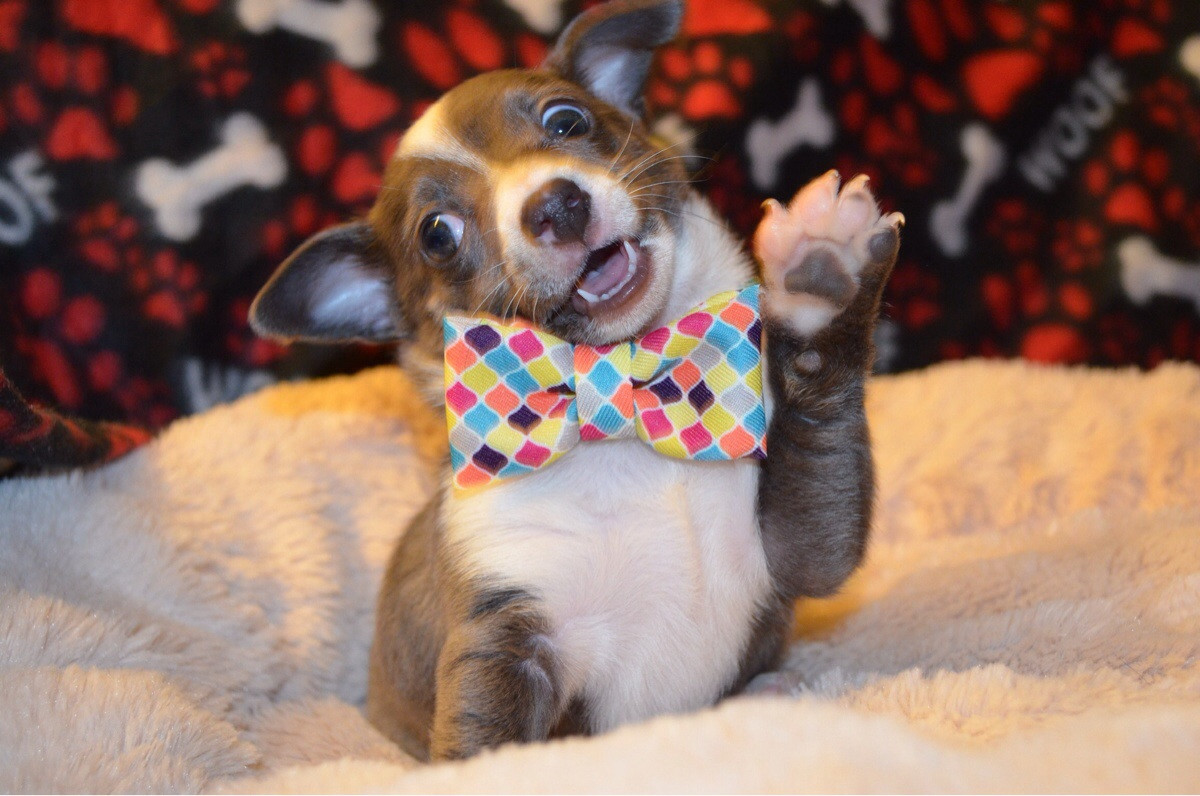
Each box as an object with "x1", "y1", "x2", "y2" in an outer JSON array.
[{"x1": 250, "y1": 0, "x2": 902, "y2": 761}]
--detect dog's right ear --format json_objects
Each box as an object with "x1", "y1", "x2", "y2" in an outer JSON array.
[
  {"x1": 543, "y1": 0, "x2": 683, "y2": 116},
  {"x1": 249, "y1": 221, "x2": 404, "y2": 343}
]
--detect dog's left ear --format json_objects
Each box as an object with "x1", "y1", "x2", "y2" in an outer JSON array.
[
  {"x1": 249, "y1": 221, "x2": 404, "y2": 344},
  {"x1": 543, "y1": 0, "x2": 683, "y2": 116}
]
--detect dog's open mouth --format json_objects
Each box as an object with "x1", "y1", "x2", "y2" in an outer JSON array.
[{"x1": 571, "y1": 238, "x2": 650, "y2": 318}]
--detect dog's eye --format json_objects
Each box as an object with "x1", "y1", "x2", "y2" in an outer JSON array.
[
  {"x1": 541, "y1": 104, "x2": 590, "y2": 138},
  {"x1": 419, "y1": 213, "x2": 464, "y2": 261}
]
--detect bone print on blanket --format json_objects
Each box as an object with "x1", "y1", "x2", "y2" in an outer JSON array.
[{"x1": 2, "y1": 0, "x2": 1200, "y2": 471}]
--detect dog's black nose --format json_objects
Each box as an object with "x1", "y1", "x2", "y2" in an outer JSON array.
[{"x1": 521, "y1": 179, "x2": 590, "y2": 244}]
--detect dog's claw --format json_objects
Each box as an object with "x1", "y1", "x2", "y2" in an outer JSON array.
[{"x1": 755, "y1": 172, "x2": 901, "y2": 338}]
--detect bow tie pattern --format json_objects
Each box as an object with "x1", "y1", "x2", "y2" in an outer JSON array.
[{"x1": 443, "y1": 284, "x2": 766, "y2": 490}]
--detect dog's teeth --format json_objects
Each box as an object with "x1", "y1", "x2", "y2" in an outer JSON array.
[
  {"x1": 597, "y1": 247, "x2": 638, "y2": 300},
  {"x1": 576, "y1": 240, "x2": 640, "y2": 307}
]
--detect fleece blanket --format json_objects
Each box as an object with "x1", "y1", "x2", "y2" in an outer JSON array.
[{"x1": 1, "y1": 359, "x2": 1198, "y2": 793}]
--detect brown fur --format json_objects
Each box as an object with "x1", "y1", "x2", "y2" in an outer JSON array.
[{"x1": 254, "y1": 0, "x2": 895, "y2": 763}]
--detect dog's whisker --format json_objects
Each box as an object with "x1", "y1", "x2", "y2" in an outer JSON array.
[
  {"x1": 619, "y1": 133, "x2": 703, "y2": 185},
  {"x1": 608, "y1": 118, "x2": 637, "y2": 175},
  {"x1": 630, "y1": 178, "x2": 700, "y2": 195},
  {"x1": 624, "y1": 152, "x2": 712, "y2": 186},
  {"x1": 469, "y1": 264, "x2": 511, "y2": 316},
  {"x1": 618, "y1": 138, "x2": 688, "y2": 185},
  {"x1": 637, "y1": 204, "x2": 726, "y2": 230}
]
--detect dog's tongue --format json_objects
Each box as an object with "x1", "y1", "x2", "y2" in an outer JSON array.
[{"x1": 578, "y1": 241, "x2": 629, "y2": 297}]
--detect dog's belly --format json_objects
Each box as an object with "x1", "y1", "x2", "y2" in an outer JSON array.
[{"x1": 444, "y1": 442, "x2": 772, "y2": 732}]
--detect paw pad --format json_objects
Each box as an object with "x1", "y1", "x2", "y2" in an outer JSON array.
[{"x1": 755, "y1": 170, "x2": 903, "y2": 337}]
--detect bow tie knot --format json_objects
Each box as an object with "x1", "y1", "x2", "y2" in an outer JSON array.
[{"x1": 444, "y1": 284, "x2": 766, "y2": 490}]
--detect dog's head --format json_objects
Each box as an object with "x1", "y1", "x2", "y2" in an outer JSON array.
[{"x1": 251, "y1": 0, "x2": 689, "y2": 382}]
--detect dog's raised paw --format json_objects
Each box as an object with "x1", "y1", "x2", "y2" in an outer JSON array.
[{"x1": 755, "y1": 170, "x2": 903, "y2": 337}]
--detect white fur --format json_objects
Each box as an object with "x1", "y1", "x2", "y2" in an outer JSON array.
[
  {"x1": 397, "y1": 102, "x2": 489, "y2": 173},
  {"x1": 443, "y1": 204, "x2": 771, "y2": 731},
  {"x1": 445, "y1": 447, "x2": 771, "y2": 731},
  {"x1": 492, "y1": 157, "x2": 641, "y2": 286}
]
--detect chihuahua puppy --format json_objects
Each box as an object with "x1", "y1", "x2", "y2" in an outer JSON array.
[{"x1": 250, "y1": 0, "x2": 902, "y2": 762}]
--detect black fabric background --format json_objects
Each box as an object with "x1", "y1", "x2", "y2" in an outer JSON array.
[{"x1": 2, "y1": 0, "x2": 1198, "y2": 469}]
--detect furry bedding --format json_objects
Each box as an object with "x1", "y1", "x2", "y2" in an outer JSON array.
[{"x1": 2, "y1": 359, "x2": 1199, "y2": 793}]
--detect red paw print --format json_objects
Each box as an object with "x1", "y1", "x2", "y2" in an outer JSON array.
[
  {"x1": 1050, "y1": 219, "x2": 1105, "y2": 274},
  {"x1": 20, "y1": 39, "x2": 137, "y2": 159},
  {"x1": 260, "y1": 193, "x2": 341, "y2": 261},
  {"x1": 703, "y1": 155, "x2": 763, "y2": 239},
  {"x1": 980, "y1": 196, "x2": 1097, "y2": 353},
  {"x1": 647, "y1": 41, "x2": 754, "y2": 120},
  {"x1": 16, "y1": 267, "x2": 109, "y2": 409},
  {"x1": 75, "y1": 205, "x2": 208, "y2": 328},
  {"x1": 1080, "y1": 127, "x2": 1199, "y2": 241},
  {"x1": 984, "y1": 198, "x2": 1048, "y2": 257},
  {"x1": 131, "y1": 250, "x2": 207, "y2": 329},
  {"x1": 399, "y1": 6, "x2": 547, "y2": 92},
  {"x1": 280, "y1": 64, "x2": 409, "y2": 209},
  {"x1": 828, "y1": 36, "x2": 940, "y2": 187},
  {"x1": 886, "y1": 257, "x2": 942, "y2": 331},
  {"x1": 190, "y1": 41, "x2": 250, "y2": 99},
  {"x1": 75, "y1": 201, "x2": 140, "y2": 272}
]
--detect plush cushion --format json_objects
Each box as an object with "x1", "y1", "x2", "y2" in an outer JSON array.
[{"x1": 2, "y1": 359, "x2": 1198, "y2": 792}]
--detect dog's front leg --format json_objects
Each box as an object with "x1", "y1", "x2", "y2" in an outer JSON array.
[
  {"x1": 755, "y1": 170, "x2": 903, "y2": 599},
  {"x1": 430, "y1": 595, "x2": 562, "y2": 760}
]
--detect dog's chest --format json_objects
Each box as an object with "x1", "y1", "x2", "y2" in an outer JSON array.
[{"x1": 444, "y1": 442, "x2": 771, "y2": 731}]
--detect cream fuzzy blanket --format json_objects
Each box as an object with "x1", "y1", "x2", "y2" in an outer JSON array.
[{"x1": 2, "y1": 360, "x2": 1198, "y2": 793}]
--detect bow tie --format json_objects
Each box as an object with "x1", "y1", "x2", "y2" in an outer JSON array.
[{"x1": 443, "y1": 284, "x2": 766, "y2": 490}]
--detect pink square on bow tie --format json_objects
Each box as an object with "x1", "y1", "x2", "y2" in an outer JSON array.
[
  {"x1": 640, "y1": 408, "x2": 672, "y2": 440},
  {"x1": 509, "y1": 329, "x2": 544, "y2": 361},
  {"x1": 675, "y1": 312, "x2": 713, "y2": 337},
  {"x1": 680, "y1": 422, "x2": 713, "y2": 454},
  {"x1": 639, "y1": 326, "x2": 669, "y2": 353},
  {"x1": 446, "y1": 382, "x2": 477, "y2": 413},
  {"x1": 514, "y1": 441, "x2": 553, "y2": 467}
]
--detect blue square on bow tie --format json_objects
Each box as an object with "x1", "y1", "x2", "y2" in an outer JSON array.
[
  {"x1": 746, "y1": 404, "x2": 766, "y2": 435},
  {"x1": 590, "y1": 404, "x2": 627, "y2": 434},
  {"x1": 464, "y1": 403, "x2": 500, "y2": 433},
  {"x1": 694, "y1": 443, "x2": 725, "y2": 461},
  {"x1": 504, "y1": 369, "x2": 540, "y2": 394},
  {"x1": 483, "y1": 346, "x2": 520, "y2": 374},
  {"x1": 587, "y1": 360, "x2": 622, "y2": 396},
  {"x1": 499, "y1": 461, "x2": 533, "y2": 479},
  {"x1": 705, "y1": 321, "x2": 738, "y2": 350},
  {"x1": 450, "y1": 446, "x2": 466, "y2": 471},
  {"x1": 728, "y1": 339, "x2": 759, "y2": 374}
]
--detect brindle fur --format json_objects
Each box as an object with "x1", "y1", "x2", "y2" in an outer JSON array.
[{"x1": 253, "y1": 0, "x2": 896, "y2": 762}]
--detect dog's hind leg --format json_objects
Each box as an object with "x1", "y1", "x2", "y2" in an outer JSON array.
[{"x1": 429, "y1": 591, "x2": 564, "y2": 760}]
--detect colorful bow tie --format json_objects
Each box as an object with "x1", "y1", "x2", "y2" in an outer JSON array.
[{"x1": 443, "y1": 284, "x2": 766, "y2": 490}]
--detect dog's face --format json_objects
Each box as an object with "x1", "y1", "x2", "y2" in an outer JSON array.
[{"x1": 251, "y1": 0, "x2": 688, "y2": 375}]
